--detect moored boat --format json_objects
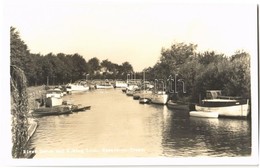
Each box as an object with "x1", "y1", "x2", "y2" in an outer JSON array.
[
  {"x1": 45, "y1": 88, "x2": 64, "y2": 107},
  {"x1": 95, "y1": 80, "x2": 114, "y2": 89},
  {"x1": 126, "y1": 85, "x2": 139, "y2": 96},
  {"x1": 150, "y1": 91, "x2": 169, "y2": 105},
  {"x1": 66, "y1": 81, "x2": 90, "y2": 93},
  {"x1": 167, "y1": 100, "x2": 190, "y2": 110},
  {"x1": 138, "y1": 72, "x2": 153, "y2": 103},
  {"x1": 134, "y1": 82, "x2": 153, "y2": 100},
  {"x1": 195, "y1": 90, "x2": 250, "y2": 118},
  {"x1": 32, "y1": 105, "x2": 72, "y2": 117},
  {"x1": 72, "y1": 105, "x2": 91, "y2": 112},
  {"x1": 133, "y1": 89, "x2": 141, "y2": 99},
  {"x1": 126, "y1": 89, "x2": 135, "y2": 96},
  {"x1": 150, "y1": 79, "x2": 168, "y2": 105},
  {"x1": 114, "y1": 80, "x2": 128, "y2": 88}
]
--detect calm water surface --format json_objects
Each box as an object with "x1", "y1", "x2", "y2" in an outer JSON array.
[{"x1": 30, "y1": 89, "x2": 251, "y2": 158}]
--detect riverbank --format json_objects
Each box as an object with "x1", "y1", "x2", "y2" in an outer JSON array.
[{"x1": 27, "y1": 86, "x2": 46, "y2": 110}]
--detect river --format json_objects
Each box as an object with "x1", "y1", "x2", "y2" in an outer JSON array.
[{"x1": 29, "y1": 88, "x2": 251, "y2": 158}]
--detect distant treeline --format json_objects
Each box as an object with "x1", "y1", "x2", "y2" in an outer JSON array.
[
  {"x1": 11, "y1": 27, "x2": 250, "y2": 102},
  {"x1": 10, "y1": 27, "x2": 134, "y2": 86}
]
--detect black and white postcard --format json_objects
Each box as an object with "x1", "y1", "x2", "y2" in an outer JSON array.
[{"x1": 1, "y1": 0, "x2": 259, "y2": 167}]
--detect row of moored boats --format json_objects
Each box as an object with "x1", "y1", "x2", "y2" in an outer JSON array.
[
  {"x1": 31, "y1": 79, "x2": 250, "y2": 119},
  {"x1": 121, "y1": 81, "x2": 250, "y2": 119},
  {"x1": 30, "y1": 80, "x2": 122, "y2": 117}
]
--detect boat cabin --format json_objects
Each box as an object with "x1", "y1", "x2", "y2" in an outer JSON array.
[
  {"x1": 46, "y1": 88, "x2": 63, "y2": 98},
  {"x1": 201, "y1": 90, "x2": 249, "y2": 107},
  {"x1": 205, "y1": 90, "x2": 244, "y2": 100},
  {"x1": 205, "y1": 90, "x2": 222, "y2": 99}
]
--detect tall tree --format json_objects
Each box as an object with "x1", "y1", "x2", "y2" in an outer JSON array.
[
  {"x1": 88, "y1": 57, "x2": 100, "y2": 78},
  {"x1": 71, "y1": 53, "x2": 89, "y2": 81},
  {"x1": 11, "y1": 27, "x2": 26, "y2": 67},
  {"x1": 224, "y1": 51, "x2": 250, "y2": 98},
  {"x1": 160, "y1": 42, "x2": 197, "y2": 74},
  {"x1": 10, "y1": 27, "x2": 31, "y2": 78},
  {"x1": 121, "y1": 61, "x2": 133, "y2": 73}
]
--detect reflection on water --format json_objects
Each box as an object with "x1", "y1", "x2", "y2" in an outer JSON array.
[
  {"x1": 30, "y1": 89, "x2": 251, "y2": 158},
  {"x1": 162, "y1": 112, "x2": 251, "y2": 157}
]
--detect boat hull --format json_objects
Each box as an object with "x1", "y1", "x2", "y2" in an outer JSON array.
[
  {"x1": 32, "y1": 105, "x2": 72, "y2": 117},
  {"x1": 67, "y1": 84, "x2": 89, "y2": 92},
  {"x1": 195, "y1": 102, "x2": 249, "y2": 117},
  {"x1": 126, "y1": 89, "x2": 135, "y2": 96},
  {"x1": 71, "y1": 87, "x2": 90, "y2": 92},
  {"x1": 167, "y1": 100, "x2": 190, "y2": 110},
  {"x1": 133, "y1": 94, "x2": 140, "y2": 100},
  {"x1": 95, "y1": 85, "x2": 114, "y2": 89},
  {"x1": 114, "y1": 81, "x2": 128, "y2": 88},
  {"x1": 189, "y1": 111, "x2": 219, "y2": 118},
  {"x1": 151, "y1": 93, "x2": 168, "y2": 105},
  {"x1": 72, "y1": 105, "x2": 91, "y2": 112}
]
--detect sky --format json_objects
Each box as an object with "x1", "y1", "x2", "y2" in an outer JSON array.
[{"x1": 5, "y1": 0, "x2": 258, "y2": 72}]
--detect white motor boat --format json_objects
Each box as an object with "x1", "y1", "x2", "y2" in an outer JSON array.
[
  {"x1": 114, "y1": 81, "x2": 128, "y2": 88},
  {"x1": 195, "y1": 90, "x2": 250, "y2": 118},
  {"x1": 66, "y1": 83, "x2": 89, "y2": 92}
]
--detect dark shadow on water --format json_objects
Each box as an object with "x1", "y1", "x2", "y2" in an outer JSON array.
[{"x1": 161, "y1": 108, "x2": 251, "y2": 157}]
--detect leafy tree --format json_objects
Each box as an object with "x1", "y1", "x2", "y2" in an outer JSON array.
[
  {"x1": 57, "y1": 53, "x2": 73, "y2": 84},
  {"x1": 101, "y1": 59, "x2": 114, "y2": 72},
  {"x1": 197, "y1": 51, "x2": 226, "y2": 65},
  {"x1": 178, "y1": 58, "x2": 203, "y2": 101},
  {"x1": 100, "y1": 59, "x2": 116, "y2": 79},
  {"x1": 160, "y1": 42, "x2": 197, "y2": 74},
  {"x1": 10, "y1": 27, "x2": 29, "y2": 68},
  {"x1": 10, "y1": 27, "x2": 32, "y2": 85},
  {"x1": 224, "y1": 51, "x2": 250, "y2": 98},
  {"x1": 41, "y1": 54, "x2": 54, "y2": 85},
  {"x1": 121, "y1": 61, "x2": 133, "y2": 74},
  {"x1": 71, "y1": 53, "x2": 88, "y2": 81},
  {"x1": 88, "y1": 57, "x2": 100, "y2": 78},
  {"x1": 27, "y1": 53, "x2": 43, "y2": 86}
]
